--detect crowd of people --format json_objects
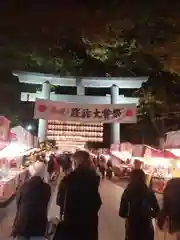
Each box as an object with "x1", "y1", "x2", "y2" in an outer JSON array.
[
  {"x1": 10, "y1": 150, "x2": 180, "y2": 240},
  {"x1": 92, "y1": 155, "x2": 113, "y2": 180}
]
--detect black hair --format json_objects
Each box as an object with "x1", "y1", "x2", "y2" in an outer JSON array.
[{"x1": 130, "y1": 169, "x2": 146, "y2": 186}]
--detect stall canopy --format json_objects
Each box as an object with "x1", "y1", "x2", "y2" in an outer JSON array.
[
  {"x1": 0, "y1": 142, "x2": 8, "y2": 151},
  {"x1": 132, "y1": 144, "x2": 144, "y2": 159},
  {"x1": 164, "y1": 130, "x2": 180, "y2": 149},
  {"x1": 163, "y1": 150, "x2": 179, "y2": 159},
  {"x1": 0, "y1": 142, "x2": 29, "y2": 159},
  {"x1": 144, "y1": 145, "x2": 164, "y2": 158},
  {"x1": 110, "y1": 142, "x2": 132, "y2": 164}
]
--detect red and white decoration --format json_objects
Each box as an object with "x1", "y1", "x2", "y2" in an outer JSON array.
[
  {"x1": 34, "y1": 99, "x2": 137, "y2": 123},
  {"x1": 0, "y1": 116, "x2": 10, "y2": 141}
]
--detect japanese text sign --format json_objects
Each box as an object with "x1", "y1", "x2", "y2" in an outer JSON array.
[{"x1": 34, "y1": 99, "x2": 137, "y2": 123}]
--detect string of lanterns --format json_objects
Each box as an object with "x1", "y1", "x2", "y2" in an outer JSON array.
[
  {"x1": 48, "y1": 125, "x2": 103, "y2": 131},
  {"x1": 47, "y1": 130, "x2": 103, "y2": 137},
  {"x1": 47, "y1": 121, "x2": 104, "y2": 142},
  {"x1": 48, "y1": 120, "x2": 103, "y2": 126},
  {"x1": 48, "y1": 135, "x2": 103, "y2": 142}
]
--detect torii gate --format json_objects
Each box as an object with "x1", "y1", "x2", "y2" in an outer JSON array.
[{"x1": 13, "y1": 71, "x2": 147, "y2": 144}]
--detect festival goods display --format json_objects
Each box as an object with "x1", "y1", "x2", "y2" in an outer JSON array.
[
  {"x1": 0, "y1": 122, "x2": 42, "y2": 202},
  {"x1": 110, "y1": 142, "x2": 134, "y2": 177}
]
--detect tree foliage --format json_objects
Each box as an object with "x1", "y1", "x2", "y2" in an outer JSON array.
[
  {"x1": 0, "y1": 1, "x2": 180, "y2": 75},
  {"x1": 136, "y1": 72, "x2": 180, "y2": 137},
  {"x1": 1, "y1": 1, "x2": 180, "y2": 144}
]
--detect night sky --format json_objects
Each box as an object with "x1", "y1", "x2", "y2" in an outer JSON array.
[
  {"x1": 0, "y1": 1, "x2": 175, "y2": 145},
  {"x1": 0, "y1": 1, "x2": 136, "y2": 119}
]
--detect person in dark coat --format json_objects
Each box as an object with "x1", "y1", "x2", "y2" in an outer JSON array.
[
  {"x1": 12, "y1": 175, "x2": 51, "y2": 240},
  {"x1": 56, "y1": 150, "x2": 102, "y2": 240},
  {"x1": 62, "y1": 154, "x2": 72, "y2": 175},
  {"x1": 119, "y1": 169, "x2": 159, "y2": 240},
  {"x1": 106, "y1": 159, "x2": 113, "y2": 179},
  {"x1": 47, "y1": 155, "x2": 55, "y2": 176},
  {"x1": 98, "y1": 156, "x2": 106, "y2": 179}
]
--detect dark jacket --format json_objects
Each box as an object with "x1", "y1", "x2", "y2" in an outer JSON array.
[
  {"x1": 107, "y1": 160, "x2": 113, "y2": 169},
  {"x1": 63, "y1": 156, "x2": 72, "y2": 171},
  {"x1": 13, "y1": 176, "x2": 51, "y2": 238},
  {"x1": 119, "y1": 184, "x2": 159, "y2": 240},
  {"x1": 56, "y1": 167, "x2": 102, "y2": 240},
  {"x1": 47, "y1": 157, "x2": 55, "y2": 174}
]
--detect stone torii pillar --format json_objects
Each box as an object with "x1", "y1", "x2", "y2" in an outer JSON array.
[
  {"x1": 13, "y1": 71, "x2": 147, "y2": 144},
  {"x1": 76, "y1": 78, "x2": 85, "y2": 96},
  {"x1": 38, "y1": 81, "x2": 50, "y2": 142},
  {"x1": 111, "y1": 85, "x2": 120, "y2": 144}
]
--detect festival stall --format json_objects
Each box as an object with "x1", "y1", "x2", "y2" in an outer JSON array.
[
  {"x1": 0, "y1": 119, "x2": 57, "y2": 201},
  {"x1": 163, "y1": 130, "x2": 180, "y2": 178},
  {"x1": 0, "y1": 117, "x2": 17, "y2": 201},
  {"x1": 142, "y1": 146, "x2": 170, "y2": 193},
  {"x1": 110, "y1": 142, "x2": 133, "y2": 177},
  {"x1": 98, "y1": 148, "x2": 111, "y2": 162},
  {"x1": 133, "y1": 145, "x2": 179, "y2": 194},
  {"x1": 0, "y1": 124, "x2": 38, "y2": 201}
]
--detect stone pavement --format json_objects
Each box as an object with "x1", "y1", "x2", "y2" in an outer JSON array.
[
  {"x1": 0, "y1": 196, "x2": 16, "y2": 239},
  {"x1": 0, "y1": 179, "x2": 124, "y2": 240}
]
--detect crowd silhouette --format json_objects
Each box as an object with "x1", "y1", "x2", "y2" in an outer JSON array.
[{"x1": 10, "y1": 150, "x2": 180, "y2": 240}]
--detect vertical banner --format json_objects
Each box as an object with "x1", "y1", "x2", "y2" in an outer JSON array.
[{"x1": 0, "y1": 116, "x2": 10, "y2": 141}]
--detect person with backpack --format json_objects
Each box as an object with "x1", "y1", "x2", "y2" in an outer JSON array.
[
  {"x1": 119, "y1": 169, "x2": 160, "y2": 240},
  {"x1": 56, "y1": 150, "x2": 102, "y2": 240}
]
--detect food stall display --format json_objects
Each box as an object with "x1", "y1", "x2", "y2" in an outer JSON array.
[
  {"x1": 110, "y1": 142, "x2": 133, "y2": 177},
  {"x1": 0, "y1": 169, "x2": 17, "y2": 201},
  {"x1": 0, "y1": 123, "x2": 46, "y2": 202},
  {"x1": 0, "y1": 142, "x2": 30, "y2": 201},
  {"x1": 140, "y1": 145, "x2": 178, "y2": 193},
  {"x1": 163, "y1": 130, "x2": 180, "y2": 178},
  {"x1": 98, "y1": 148, "x2": 110, "y2": 162}
]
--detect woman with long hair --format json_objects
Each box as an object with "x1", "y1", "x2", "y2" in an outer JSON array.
[
  {"x1": 119, "y1": 169, "x2": 159, "y2": 240},
  {"x1": 157, "y1": 178, "x2": 180, "y2": 238}
]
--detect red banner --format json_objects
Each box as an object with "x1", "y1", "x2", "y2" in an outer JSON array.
[
  {"x1": 143, "y1": 145, "x2": 164, "y2": 158},
  {"x1": 0, "y1": 116, "x2": 10, "y2": 141},
  {"x1": 132, "y1": 144, "x2": 144, "y2": 157}
]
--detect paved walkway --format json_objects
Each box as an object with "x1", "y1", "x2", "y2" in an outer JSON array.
[{"x1": 0, "y1": 178, "x2": 176, "y2": 240}]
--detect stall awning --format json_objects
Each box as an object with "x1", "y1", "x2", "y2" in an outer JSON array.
[
  {"x1": 163, "y1": 150, "x2": 179, "y2": 159},
  {"x1": 143, "y1": 145, "x2": 164, "y2": 158},
  {"x1": 0, "y1": 142, "x2": 8, "y2": 151}
]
